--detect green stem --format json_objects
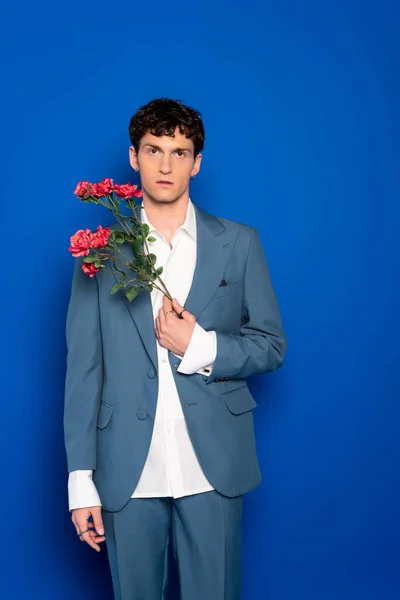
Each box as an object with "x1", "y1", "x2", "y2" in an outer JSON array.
[
  {"x1": 107, "y1": 195, "x2": 136, "y2": 238},
  {"x1": 91, "y1": 194, "x2": 172, "y2": 300},
  {"x1": 125, "y1": 197, "x2": 172, "y2": 300},
  {"x1": 141, "y1": 228, "x2": 172, "y2": 300},
  {"x1": 97, "y1": 248, "x2": 170, "y2": 298}
]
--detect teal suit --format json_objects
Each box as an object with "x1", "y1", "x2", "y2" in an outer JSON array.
[{"x1": 64, "y1": 201, "x2": 288, "y2": 598}]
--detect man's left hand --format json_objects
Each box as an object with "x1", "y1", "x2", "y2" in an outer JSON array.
[{"x1": 155, "y1": 296, "x2": 196, "y2": 356}]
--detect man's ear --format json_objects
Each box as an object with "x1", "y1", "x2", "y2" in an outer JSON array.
[
  {"x1": 191, "y1": 152, "x2": 202, "y2": 177},
  {"x1": 129, "y1": 145, "x2": 139, "y2": 171}
]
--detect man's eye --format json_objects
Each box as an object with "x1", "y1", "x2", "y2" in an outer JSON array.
[
  {"x1": 176, "y1": 151, "x2": 186, "y2": 157},
  {"x1": 149, "y1": 148, "x2": 159, "y2": 154}
]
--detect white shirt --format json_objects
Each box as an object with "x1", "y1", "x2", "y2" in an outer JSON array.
[{"x1": 68, "y1": 198, "x2": 217, "y2": 510}]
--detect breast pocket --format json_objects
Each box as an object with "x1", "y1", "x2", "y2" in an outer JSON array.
[{"x1": 212, "y1": 280, "x2": 239, "y2": 299}]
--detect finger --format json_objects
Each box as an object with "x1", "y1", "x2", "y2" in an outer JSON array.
[
  {"x1": 80, "y1": 529, "x2": 101, "y2": 552},
  {"x1": 171, "y1": 297, "x2": 182, "y2": 311},
  {"x1": 157, "y1": 312, "x2": 167, "y2": 344},
  {"x1": 91, "y1": 507, "x2": 105, "y2": 537},
  {"x1": 76, "y1": 517, "x2": 100, "y2": 551},
  {"x1": 163, "y1": 294, "x2": 173, "y2": 313},
  {"x1": 89, "y1": 528, "x2": 106, "y2": 542},
  {"x1": 171, "y1": 298, "x2": 183, "y2": 316},
  {"x1": 163, "y1": 293, "x2": 172, "y2": 307},
  {"x1": 155, "y1": 315, "x2": 160, "y2": 339},
  {"x1": 72, "y1": 511, "x2": 89, "y2": 539},
  {"x1": 172, "y1": 298, "x2": 194, "y2": 322},
  {"x1": 72, "y1": 518, "x2": 84, "y2": 540},
  {"x1": 158, "y1": 306, "x2": 166, "y2": 330},
  {"x1": 75, "y1": 515, "x2": 90, "y2": 536}
]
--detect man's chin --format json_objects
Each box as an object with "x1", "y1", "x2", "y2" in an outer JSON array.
[{"x1": 143, "y1": 188, "x2": 184, "y2": 205}]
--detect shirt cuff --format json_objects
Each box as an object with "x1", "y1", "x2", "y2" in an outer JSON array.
[
  {"x1": 175, "y1": 323, "x2": 217, "y2": 375},
  {"x1": 68, "y1": 469, "x2": 102, "y2": 511}
]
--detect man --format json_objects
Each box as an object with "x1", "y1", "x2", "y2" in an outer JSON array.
[{"x1": 64, "y1": 97, "x2": 288, "y2": 599}]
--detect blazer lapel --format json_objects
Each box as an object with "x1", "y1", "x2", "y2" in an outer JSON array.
[
  {"x1": 183, "y1": 202, "x2": 238, "y2": 318},
  {"x1": 111, "y1": 205, "x2": 158, "y2": 371},
  {"x1": 111, "y1": 200, "x2": 238, "y2": 372}
]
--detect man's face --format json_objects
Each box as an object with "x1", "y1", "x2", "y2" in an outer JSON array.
[{"x1": 129, "y1": 126, "x2": 202, "y2": 205}]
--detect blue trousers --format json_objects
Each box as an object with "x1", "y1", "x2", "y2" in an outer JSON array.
[{"x1": 101, "y1": 490, "x2": 244, "y2": 600}]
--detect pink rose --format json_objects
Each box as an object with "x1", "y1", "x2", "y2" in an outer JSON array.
[
  {"x1": 68, "y1": 228, "x2": 94, "y2": 257},
  {"x1": 91, "y1": 225, "x2": 111, "y2": 248},
  {"x1": 82, "y1": 262, "x2": 101, "y2": 277},
  {"x1": 91, "y1": 178, "x2": 114, "y2": 198},
  {"x1": 73, "y1": 180, "x2": 92, "y2": 199},
  {"x1": 113, "y1": 183, "x2": 143, "y2": 199}
]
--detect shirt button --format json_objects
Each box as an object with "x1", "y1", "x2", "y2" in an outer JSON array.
[{"x1": 161, "y1": 358, "x2": 166, "y2": 363}]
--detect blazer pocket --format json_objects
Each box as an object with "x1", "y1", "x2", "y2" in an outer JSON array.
[
  {"x1": 97, "y1": 401, "x2": 113, "y2": 429},
  {"x1": 213, "y1": 280, "x2": 239, "y2": 299},
  {"x1": 222, "y1": 380, "x2": 258, "y2": 415}
]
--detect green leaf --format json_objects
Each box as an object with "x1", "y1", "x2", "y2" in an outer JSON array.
[
  {"x1": 156, "y1": 266, "x2": 163, "y2": 275},
  {"x1": 133, "y1": 236, "x2": 143, "y2": 256},
  {"x1": 125, "y1": 286, "x2": 140, "y2": 302},
  {"x1": 144, "y1": 285, "x2": 153, "y2": 292},
  {"x1": 114, "y1": 231, "x2": 126, "y2": 245},
  {"x1": 110, "y1": 283, "x2": 124, "y2": 294},
  {"x1": 137, "y1": 271, "x2": 149, "y2": 281},
  {"x1": 83, "y1": 255, "x2": 96, "y2": 263},
  {"x1": 141, "y1": 223, "x2": 150, "y2": 237},
  {"x1": 147, "y1": 236, "x2": 157, "y2": 242},
  {"x1": 94, "y1": 259, "x2": 101, "y2": 268},
  {"x1": 141, "y1": 262, "x2": 153, "y2": 275},
  {"x1": 135, "y1": 255, "x2": 146, "y2": 267},
  {"x1": 148, "y1": 253, "x2": 157, "y2": 266}
]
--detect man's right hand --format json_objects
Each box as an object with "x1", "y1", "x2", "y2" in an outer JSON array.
[{"x1": 71, "y1": 506, "x2": 106, "y2": 552}]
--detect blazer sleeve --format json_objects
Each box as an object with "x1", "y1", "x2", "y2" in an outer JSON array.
[
  {"x1": 206, "y1": 226, "x2": 288, "y2": 384},
  {"x1": 63, "y1": 256, "x2": 103, "y2": 472}
]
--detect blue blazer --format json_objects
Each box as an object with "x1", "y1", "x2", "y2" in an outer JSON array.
[{"x1": 64, "y1": 201, "x2": 288, "y2": 512}]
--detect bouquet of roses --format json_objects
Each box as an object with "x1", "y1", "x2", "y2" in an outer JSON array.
[{"x1": 68, "y1": 178, "x2": 172, "y2": 303}]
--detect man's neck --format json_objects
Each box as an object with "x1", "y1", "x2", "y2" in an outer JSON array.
[{"x1": 142, "y1": 194, "x2": 190, "y2": 243}]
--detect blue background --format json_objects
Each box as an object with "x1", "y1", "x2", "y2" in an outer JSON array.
[{"x1": 2, "y1": 1, "x2": 399, "y2": 598}]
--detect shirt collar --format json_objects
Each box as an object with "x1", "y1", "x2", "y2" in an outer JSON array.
[{"x1": 140, "y1": 197, "x2": 196, "y2": 243}]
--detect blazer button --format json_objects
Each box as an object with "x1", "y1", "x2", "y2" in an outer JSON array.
[
  {"x1": 147, "y1": 368, "x2": 156, "y2": 379},
  {"x1": 137, "y1": 410, "x2": 147, "y2": 420}
]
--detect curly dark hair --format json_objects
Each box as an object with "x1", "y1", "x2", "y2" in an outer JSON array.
[{"x1": 128, "y1": 98, "x2": 205, "y2": 159}]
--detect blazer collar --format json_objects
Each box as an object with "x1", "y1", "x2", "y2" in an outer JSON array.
[{"x1": 140, "y1": 197, "x2": 197, "y2": 243}]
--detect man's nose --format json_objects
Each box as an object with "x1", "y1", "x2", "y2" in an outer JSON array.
[{"x1": 159, "y1": 155, "x2": 172, "y2": 173}]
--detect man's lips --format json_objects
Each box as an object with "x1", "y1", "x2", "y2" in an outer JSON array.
[{"x1": 156, "y1": 180, "x2": 173, "y2": 185}]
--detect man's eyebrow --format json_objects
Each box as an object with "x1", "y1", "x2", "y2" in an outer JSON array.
[{"x1": 143, "y1": 143, "x2": 192, "y2": 154}]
